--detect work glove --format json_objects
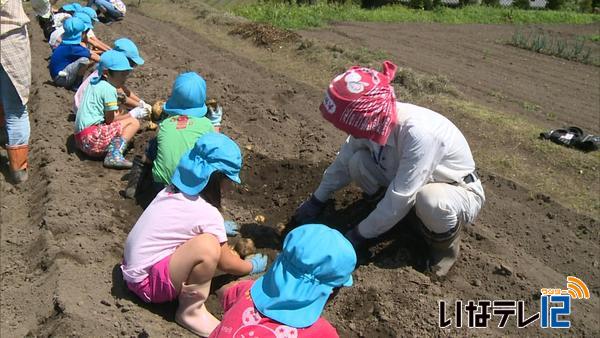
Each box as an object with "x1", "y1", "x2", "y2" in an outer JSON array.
[
  {"x1": 246, "y1": 253, "x2": 268, "y2": 274},
  {"x1": 138, "y1": 100, "x2": 152, "y2": 116},
  {"x1": 206, "y1": 104, "x2": 223, "y2": 127},
  {"x1": 129, "y1": 106, "x2": 148, "y2": 120},
  {"x1": 345, "y1": 227, "x2": 368, "y2": 250},
  {"x1": 224, "y1": 220, "x2": 240, "y2": 237},
  {"x1": 293, "y1": 195, "x2": 325, "y2": 224}
]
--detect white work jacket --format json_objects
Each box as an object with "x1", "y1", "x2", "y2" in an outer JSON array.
[{"x1": 314, "y1": 102, "x2": 479, "y2": 238}]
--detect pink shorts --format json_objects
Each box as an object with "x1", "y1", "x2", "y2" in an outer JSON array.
[
  {"x1": 75, "y1": 121, "x2": 122, "y2": 157},
  {"x1": 126, "y1": 255, "x2": 177, "y2": 303}
]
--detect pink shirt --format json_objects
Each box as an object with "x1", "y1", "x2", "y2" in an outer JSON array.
[
  {"x1": 210, "y1": 280, "x2": 339, "y2": 338},
  {"x1": 121, "y1": 186, "x2": 227, "y2": 283},
  {"x1": 74, "y1": 69, "x2": 98, "y2": 112}
]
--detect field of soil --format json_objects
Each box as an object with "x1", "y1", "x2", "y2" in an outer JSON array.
[{"x1": 1, "y1": 8, "x2": 598, "y2": 338}]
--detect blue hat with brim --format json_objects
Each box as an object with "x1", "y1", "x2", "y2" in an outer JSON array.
[
  {"x1": 62, "y1": 2, "x2": 82, "y2": 12},
  {"x1": 113, "y1": 38, "x2": 144, "y2": 66},
  {"x1": 91, "y1": 50, "x2": 134, "y2": 84},
  {"x1": 61, "y1": 17, "x2": 86, "y2": 45},
  {"x1": 171, "y1": 133, "x2": 242, "y2": 196},
  {"x1": 73, "y1": 12, "x2": 93, "y2": 30},
  {"x1": 250, "y1": 224, "x2": 357, "y2": 328},
  {"x1": 78, "y1": 7, "x2": 99, "y2": 22},
  {"x1": 163, "y1": 72, "x2": 208, "y2": 118}
]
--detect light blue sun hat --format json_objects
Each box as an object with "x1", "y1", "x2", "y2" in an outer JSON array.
[
  {"x1": 113, "y1": 38, "x2": 144, "y2": 66},
  {"x1": 73, "y1": 11, "x2": 93, "y2": 30},
  {"x1": 61, "y1": 17, "x2": 86, "y2": 45},
  {"x1": 163, "y1": 72, "x2": 208, "y2": 118},
  {"x1": 250, "y1": 224, "x2": 357, "y2": 328},
  {"x1": 91, "y1": 50, "x2": 134, "y2": 84},
  {"x1": 78, "y1": 7, "x2": 99, "y2": 22},
  {"x1": 171, "y1": 133, "x2": 242, "y2": 196}
]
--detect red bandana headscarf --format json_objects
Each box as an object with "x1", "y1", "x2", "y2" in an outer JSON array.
[{"x1": 320, "y1": 61, "x2": 398, "y2": 145}]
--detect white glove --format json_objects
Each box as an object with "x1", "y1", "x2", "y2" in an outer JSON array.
[
  {"x1": 129, "y1": 106, "x2": 148, "y2": 119},
  {"x1": 138, "y1": 100, "x2": 152, "y2": 115}
]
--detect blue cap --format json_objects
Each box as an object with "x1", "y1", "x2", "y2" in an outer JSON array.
[
  {"x1": 113, "y1": 38, "x2": 144, "y2": 66},
  {"x1": 171, "y1": 133, "x2": 242, "y2": 196},
  {"x1": 62, "y1": 2, "x2": 82, "y2": 12},
  {"x1": 163, "y1": 72, "x2": 207, "y2": 118},
  {"x1": 92, "y1": 50, "x2": 133, "y2": 84},
  {"x1": 251, "y1": 224, "x2": 356, "y2": 328},
  {"x1": 78, "y1": 7, "x2": 99, "y2": 22},
  {"x1": 73, "y1": 12, "x2": 93, "y2": 30},
  {"x1": 61, "y1": 17, "x2": 86, "y2": 45}
]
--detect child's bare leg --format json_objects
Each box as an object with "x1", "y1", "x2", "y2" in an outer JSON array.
[
  {"x1": 118, "y1": 116, "x2": 140, "y2": 142},
  {"x1": 169, "y1": 234, "x2": 221, "y2": 293}
]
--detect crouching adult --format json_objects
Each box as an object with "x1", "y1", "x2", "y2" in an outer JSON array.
[{"x1": 293, "y1": 61, "x2": 485, "y2": 277}]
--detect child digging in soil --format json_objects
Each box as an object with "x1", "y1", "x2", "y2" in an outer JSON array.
[
  {"x1": 123, "y1": 72, "x2": 222, "y2": 199},
  {"x1": 210, "y1": 223, "x2": 357, "y2": 337},
  {"x1": 73, "y1": 50, "x2": 147, "y2": 169},
  {"x1": 48, "y1": 17, "x2": 100, "y2": 90},
  {"x1": 74, "y1": 38, "x2": 148, "y2": 113},
  {"x1": 121, "y1": 133, "x2": 268, "y2": 337}
]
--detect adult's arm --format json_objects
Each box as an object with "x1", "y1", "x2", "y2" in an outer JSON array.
[
  {"x1": 313, "y1": 136, "x2": 366, "y2": 202},
  {"x1": 356, "y1": 128, "x2": 445, "y2": 238}
]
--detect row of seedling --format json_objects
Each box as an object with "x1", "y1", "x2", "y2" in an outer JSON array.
[{"x1": 509, "y1": 30, "x2": 599, "y2": 66}]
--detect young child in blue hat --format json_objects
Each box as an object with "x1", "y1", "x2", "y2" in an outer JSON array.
[
  {"x1": 210, "y1": 223, "x2": 357, "y2": 338},
  {"x1": 74, "y1": 50, "x2": 145, "y2": 169},
  {"x1": 123, "y1": 72, "x2": 222, "y2": 199},
  {"x1": 121, "y1": 133, "x2": 268, "y2": 337},
  {"x1": 74, "y1": 38, "x2": 148, "y2": 112},
  {"x1": 73, "y1": 10, "x2": 111, "y2": 53},
  {"x1": 87, "y1": 0, "x2": 126, "y2": 23},
  {"x1": 49, "y1": 17, "x2": 100, "y2": 90}
]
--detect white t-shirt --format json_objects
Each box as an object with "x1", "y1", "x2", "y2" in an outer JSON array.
[{"x1": 121, "y1": 186, "x2": 228, "y2": 283}]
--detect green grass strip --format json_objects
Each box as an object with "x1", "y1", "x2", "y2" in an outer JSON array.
[{"x1": 231, "y1": 3, "x2": 600, "y2": 29}]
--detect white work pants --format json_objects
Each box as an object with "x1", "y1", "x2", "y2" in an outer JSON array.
[{"x1": 348, "y1": 149, "x2": 484, "y2": 234}]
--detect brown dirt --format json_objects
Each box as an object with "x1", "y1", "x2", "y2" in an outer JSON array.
[
  {"x1": 1, "y1": 9, "x2": 599, "y2": 338},
  {"x1": 302, "y1": 22, "x2": 600, "y2": 134}
]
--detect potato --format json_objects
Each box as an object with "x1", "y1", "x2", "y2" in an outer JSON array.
[{"x1": 234, "y1": 238, "x2": 256, "y2": 258}]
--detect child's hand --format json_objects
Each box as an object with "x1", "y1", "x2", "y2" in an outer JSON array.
[
  {"x1": 246, "y1": 253, "x2": 268, "y2": 275},
  {"x1": 129, "y1": 106, "x2": 148, "y2": 120},
  {"x1": 224, "y1": 220, "x2": 240, "y2": 237},
  {"x1": 206, "y1": 105, "x2": 223, "y2": 127}
]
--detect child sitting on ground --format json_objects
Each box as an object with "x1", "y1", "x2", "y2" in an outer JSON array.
[
  {"x1": 87, "y1": 0, "x2": 126, "y2": 23},
  {"x1": 74, "y1": 50, "x2": 146, "y2": 169},
  {"x1": 123, "y1": 72, "x2": 221, "y2": 198},
  {"x1": 210, "y1": 223, "x2": 357, "y2": 337},
  {"x1": 121, "y1": 133, "x2": 268, "y2": 337},
  {"x1": 73, "y1": 10, "x2": 111, "y2": 53},
  {"x1": 49, "y1": 17, "x2": 100, "y2": 90},
  {"x1": 48, "y1": 3, "x2": 83, "y2": 49},
  {"x1": 74, "y1": 38, "x2": 148, "y2": 113}
]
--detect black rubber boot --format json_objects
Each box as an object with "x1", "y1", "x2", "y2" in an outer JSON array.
[
  {"x1": 124, "y1": 155, "x2": 146, "y2": 199},
  {"x1": 36, "y1": 15, "x2": 54, "y2": 40}
]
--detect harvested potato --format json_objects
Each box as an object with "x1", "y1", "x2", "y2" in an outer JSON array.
[{"x1": 234, "y1": 238, "x2": 256, "y2": 258}]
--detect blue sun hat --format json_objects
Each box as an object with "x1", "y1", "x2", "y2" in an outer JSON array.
[
  {"x1": 163, "y1": 72, "x2": 208, "y2": 118},
  {"x1": 171, "y1": 133, "x2": 242, "y2": 196},
  {"x1": 91, "y1": 50, "x2": 133, "y2": 84},
  {"x1": 73, "y1": 11, "x2": 93, "y2": 30},
  {"x1": 61, "y1": 17, "x2": 86, "y2": 45},
  {"x1": 251, "y1": 224, "x2": 357, "y2": 328},
  {"x1": 78, "y1": 7, "x2": 99, "y2": 22},
  {"x1": 62, "y1": 2, "x2": 82, "y2": 12},
  {"x1": 113, "y1": 38, "x2": 145, "y2": 66}
]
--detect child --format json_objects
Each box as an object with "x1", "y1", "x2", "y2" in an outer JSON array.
[
  {"x1": 73, "y1": 50, "x2": 144, "y2": 168},
  {"x1": 48, "y1": 17, "x2": 100, "y2": 90},
  {"x1": 87, "y1": 0, "x2": 126, "y2": 23},
  {"x1": 48, "y1": 2, "x2": 82, "y2": 49},
  {"x1": 73, "y1": 10, "x2": 111, "y2": 53},
  {"x1": 124, "y1": 72, "x2": 220, "y2": 198},
  {"x1": 211, "y1": 223, "x2": 357, "y2": 337},
  {"x1": 74, "y1": 38, "x2": 147, "y2": 112},
  {"x1": 121, "y1": 133, "x2": 268, "y2": 337}
]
